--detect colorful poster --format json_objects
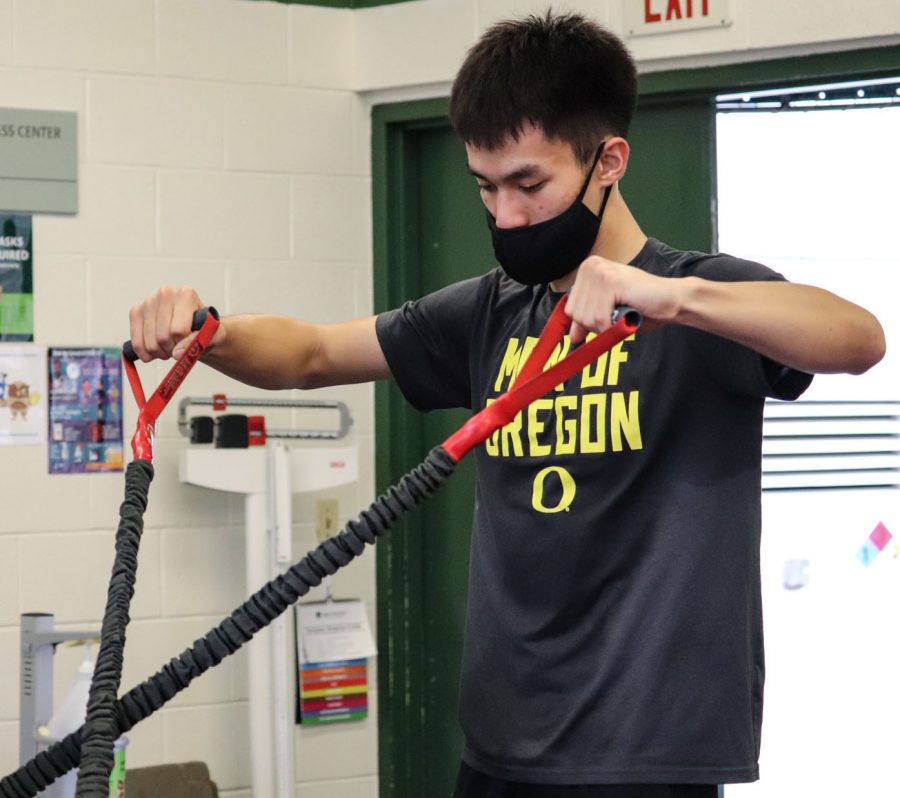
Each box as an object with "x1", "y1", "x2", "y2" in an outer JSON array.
[
  {"x1": 0, "y1": 345, "x2": 46, "y2": 445},
  {"x1": 48, "y1": 347, "x2": 124, "y2": 474},
  {"x1": 0, "y1": 214, "x2": 34, "y2": 341},
  {"x1": 298, "y1": 659, "x2": 369, "y2": 725},
  {"x1": 295, "y1": 601, "x2": 374, "y2": 725}
]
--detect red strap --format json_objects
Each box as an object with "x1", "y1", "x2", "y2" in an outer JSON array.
[
  {"x1": 123, "y1": 359, "x2": 147, "y2": 411},
  {"x1": 442, "y1": 309, "x2": 639, "y2": 462},
  {"x1": 511, "y1": 297, "x2": 571, "y2": 389},
  {"x1": 125, "y1": 313, "x2": 221, "y2": 462}
]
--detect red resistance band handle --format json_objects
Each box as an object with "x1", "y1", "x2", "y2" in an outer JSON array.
[
  {"x1": 123, "y1": 307, "x2": 221, "y2": 462},
  {"x1": 442, "y1": 306, "x2": 641, "y2": 462}
]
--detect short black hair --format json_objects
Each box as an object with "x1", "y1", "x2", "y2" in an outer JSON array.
[{"x1": 449, "y1": 11, "x2": 638, "y2": 164}]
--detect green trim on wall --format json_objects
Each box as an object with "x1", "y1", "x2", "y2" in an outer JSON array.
[
  {"x1": 371, "y1": 97, "x2": 449, "y2": 313},
  {"x1": 372, "y1": 95, "x2": 451, "y2": 798},
  {"x1": 263, "y1": 0, "x2": 416, "y2": 8},
  {"x1": 639, "y1": 44, "x2": 900, "y2": 97}
]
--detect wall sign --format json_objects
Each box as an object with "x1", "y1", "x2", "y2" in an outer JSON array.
[
  {"x1": 48, "y1": 347, "x2": 124, "y2": 474},
  {"x1": 0, "y1": 214, "x2": 33, "y2": 341},
  {"x1": 296, "y1": 599, "x2": 376, "y2": 664},
  {"x1": 0, "y1": 108, "x2": 78, "y2": 214},
  {"x1": 0, "y1": 345, "x2": 45, "y2": 445},
  {"x1": 298, "y1": 659, "x2": 369, "y2": 725},
  {"x1": 625, "y1": 0, "x2": 732, "y2": 37}
]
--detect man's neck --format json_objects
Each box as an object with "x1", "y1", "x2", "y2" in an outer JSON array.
[{"x1": 550, "y1": 189, "x2": 647, "y2": 293}]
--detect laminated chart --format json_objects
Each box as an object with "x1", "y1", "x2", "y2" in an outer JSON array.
[{"x1": 299, "y1": 659, "x2": 368, "y2": 725}]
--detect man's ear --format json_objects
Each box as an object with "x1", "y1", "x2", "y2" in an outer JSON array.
[{"x1": 596, "y1": 137, "x2": 629, "y2": 186}]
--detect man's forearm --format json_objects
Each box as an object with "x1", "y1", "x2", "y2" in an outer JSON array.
[
  {"x1": 200, "y1": 314, "x2": 325, "y2": 390},
  {"x1": 675, "y1": 278, "x2": 885, "y2": 375}
]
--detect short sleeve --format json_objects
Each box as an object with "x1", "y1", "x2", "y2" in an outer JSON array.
[
  {"x1": 375, "y1": 277, "x2": 484, "y2": 411},
  {"x1": 686, "y1": 254, "x2": 813, "y2": 400}
]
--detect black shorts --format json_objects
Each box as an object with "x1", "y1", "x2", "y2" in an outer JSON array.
[{"x1": 453, "y1": 762, "x2": 719, "y2": 798}]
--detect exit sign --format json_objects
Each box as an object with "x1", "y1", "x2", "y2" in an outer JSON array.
[{"x1": 625, "y1": 0, "x2": 732, "y2": 37}]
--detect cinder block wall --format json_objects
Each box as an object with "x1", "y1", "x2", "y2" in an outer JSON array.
[
  {"x1": 1, "y1": 0, "x2": 898, "y2": 796},
  {"x1": 353, "y1": 0, "x2": 900, "y2": 90},
  {"x1": 0, "y1": 1, "x2": 374, "y2": 797}
]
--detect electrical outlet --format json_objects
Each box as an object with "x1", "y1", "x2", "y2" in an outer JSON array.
[{"x1": 316, "y1": 498, "x2": 339, "y2": 542}]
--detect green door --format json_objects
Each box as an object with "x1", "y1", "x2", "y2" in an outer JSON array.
[
  {"x1": 402, "y1": 124, "x2": 494, "y2": 792},
  {"x1": 373, "y1": 104, "x2": 495, "y2": 798}
]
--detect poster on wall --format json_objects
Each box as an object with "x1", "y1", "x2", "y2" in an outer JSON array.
[
  {"x1": 0, "y1": 345, "x2": 46, "y2": 445},
  {"x1": 298, "y1": 659, "x2": 369, "y2": 725},
  {"x1": 294, "y1": 599, "x2": 376, "y2": 725},
  {"x1": 0, "y1": 214, "x2": 34, "y2": 341},
  {"x1": 48, "y1": 346, "x2": 124, "y2": 474}
]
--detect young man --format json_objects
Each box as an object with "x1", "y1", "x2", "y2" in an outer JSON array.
[{"x1": 130, "y1": 12, "x2": 885, "y2": 798}]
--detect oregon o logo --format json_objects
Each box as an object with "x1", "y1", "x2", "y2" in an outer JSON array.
[{"x1": 531, "y1": 466, "x2": 576, "y2": 514}]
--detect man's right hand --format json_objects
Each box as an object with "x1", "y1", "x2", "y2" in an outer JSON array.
[
  {"x1": 127, "y1": 287, "x2": 388, "y2": 390},
  {"x1": 129, "y1": 285, "x2": 225, "y2": 362}
]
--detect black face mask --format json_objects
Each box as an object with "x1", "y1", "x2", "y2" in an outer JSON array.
[{"x1": 486, "y1": 143, "x2": 611, "y2": 286}]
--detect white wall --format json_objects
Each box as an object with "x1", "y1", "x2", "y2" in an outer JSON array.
[
  {"x1": 0, "y1": 1, "x2": 375, "y2": 797},
  {"x1": 353, "y1": 0, "x2": 900, "y2": 93},
  {"x1": 0, "y1": 0, "x2": 897, "y2": 796}
]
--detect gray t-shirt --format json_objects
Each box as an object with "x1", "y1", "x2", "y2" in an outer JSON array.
[{"x1": 375, "y1": 238, "x2": 812, "y2": 785}]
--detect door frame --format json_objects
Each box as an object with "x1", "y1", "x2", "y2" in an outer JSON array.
[
  {"x1": 372, "y1": 44, "x2": 900, "y2": 798},
  {"x1": 371, "y1": 97, "x2": 454, "y2": 798}
]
